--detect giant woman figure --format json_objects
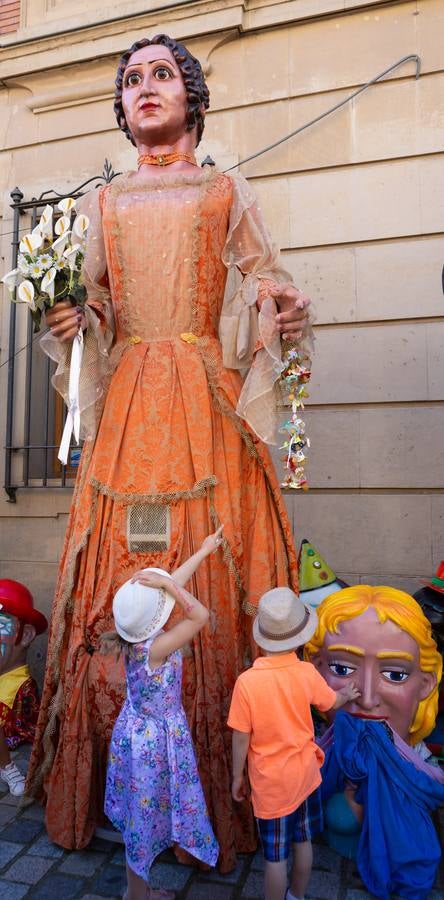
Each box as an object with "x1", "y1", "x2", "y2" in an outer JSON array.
[{"x1": 26, "y1": 35, "x2": 311, "y2": 870}]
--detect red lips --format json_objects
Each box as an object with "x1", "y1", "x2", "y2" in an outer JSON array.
[
  {"x1": 350, "y1": 713, "x2": 387, "y2": 721},
  {"x1": 139, "y1": 102, "x2": 159, "y2": 111}
]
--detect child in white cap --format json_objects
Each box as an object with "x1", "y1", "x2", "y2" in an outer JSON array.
[
  {"x1": 228, "y1": 587, "x2": 360, "y2": 900},
  {"x1": 104, "y1": 528, "x2": 223, "y2": 900}
]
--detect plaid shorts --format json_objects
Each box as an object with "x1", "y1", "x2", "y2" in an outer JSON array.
[{"x1": 256, "y1": 786, "x2": 323, "y2": 862}]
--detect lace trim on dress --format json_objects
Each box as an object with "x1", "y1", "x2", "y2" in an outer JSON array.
[
  {"x1": 25, "y1": 440, "x2": 100, "y2": 802},
  {"x1": 208, "y1": 484, "x2": 244, "y2": 598},
  {"x1": 114, "y1": 166, "x2": 216, "y2": 192},
  {"x1": 197, "y1": 337, "x2": 259, "y2": 460},
  {"x1": 197, "y1": 335, "x2": 290, "y2": 611},
  {"x1": 89, "y1": 475, "x2": 218, "y2": 506}
]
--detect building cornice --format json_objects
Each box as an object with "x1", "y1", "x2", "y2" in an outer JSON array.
[
  {"x1": 0, "y1": 0, "x2": 242, "y2": 79},
  {"x1": 0, "y1": 0, "x2": 404, "y2": 80}
]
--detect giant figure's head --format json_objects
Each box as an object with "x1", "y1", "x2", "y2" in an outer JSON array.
[
  {"x1": 304, "y1": 585, "x2": 442, "y2": 745},
  {"x1": 114, "y1": 34, "x2": 210, "y2": 149}
]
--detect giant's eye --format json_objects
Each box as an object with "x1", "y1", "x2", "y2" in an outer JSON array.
[
  {"x1": 328, "y1": 662, "x2": 356, "y2": 678},
  {"x1": 381, "y1": 670, "x2": 409, "y2": 683},
  {"x1": 154, "y1": 66, "x2": 173, "y2": 80},
  {"x1": 125, "y1": 71, "x2": 142, "y2": 87}
]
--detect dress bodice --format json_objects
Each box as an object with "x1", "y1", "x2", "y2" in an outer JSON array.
[
  {"x1": 102, "y1": 170, "x2": 232, "y2": 344},
  {"x1": 125, "y1": 639, "x2": 183, "y2": 719},
  {"x1": 82, "y1": 167, "x2": 288, "y2": 495}
]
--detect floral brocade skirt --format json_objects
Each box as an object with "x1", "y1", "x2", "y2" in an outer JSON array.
[{"x1": 26, "y1": 347, "x2": 298, "y2": 872}]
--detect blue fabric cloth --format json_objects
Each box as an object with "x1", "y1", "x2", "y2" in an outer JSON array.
[{"x1": 321, "y1": 712, "x2": 444, "y2": 900}]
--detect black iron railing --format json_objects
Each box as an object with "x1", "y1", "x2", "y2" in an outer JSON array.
[{"x1": 3, "y1": 160, "x2": 118, "y2": 502}]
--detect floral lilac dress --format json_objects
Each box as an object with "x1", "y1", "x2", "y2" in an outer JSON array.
[{"x1": 104, "y1": 636, "x2": 219, "y2": 878}]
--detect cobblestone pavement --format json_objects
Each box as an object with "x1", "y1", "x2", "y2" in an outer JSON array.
[{"x1": 0, "y1": 746, "x2": 442, "y2": 899}]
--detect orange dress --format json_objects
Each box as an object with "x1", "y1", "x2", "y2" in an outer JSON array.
[{"x1": 26, "y1": 168, "x2": 299, "y2": 872}]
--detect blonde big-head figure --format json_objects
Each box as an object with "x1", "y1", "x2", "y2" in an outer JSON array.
[{"x1": 304, "y1": 585, "x2": 442, "y2": 745}]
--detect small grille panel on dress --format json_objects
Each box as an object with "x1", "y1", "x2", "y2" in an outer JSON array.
[{"x1": 127, "y1": 504, "x2": 170, "y2": 553}]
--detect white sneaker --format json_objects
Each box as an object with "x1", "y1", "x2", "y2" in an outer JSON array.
[{"x1": 0, "y1": 761, "x2": 25, "y2": 796}]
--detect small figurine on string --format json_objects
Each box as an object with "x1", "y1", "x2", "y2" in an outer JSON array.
[{"x1": 279, "y1": 341, "x2": 312, "y2": 490}]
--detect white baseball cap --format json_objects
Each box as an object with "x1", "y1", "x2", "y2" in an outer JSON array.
[{"x1": 112, "y1": 567, "x2": 175, "y2": 643}]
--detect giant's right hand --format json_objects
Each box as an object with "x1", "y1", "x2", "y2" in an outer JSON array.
[{"x1": 45, "y1": 299, "x2": 86, "y2": 342}]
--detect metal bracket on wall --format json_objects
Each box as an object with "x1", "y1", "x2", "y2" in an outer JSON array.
[{"x1": 224, "y1": 54, "x2": 421, "y2": 172}]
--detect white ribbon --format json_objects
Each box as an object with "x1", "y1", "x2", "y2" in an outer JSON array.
[{"x1": 58, "y1": 326, "x2": 84, "y2": 465}]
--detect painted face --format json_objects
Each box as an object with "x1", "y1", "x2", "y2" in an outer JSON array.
[
  {"x1": 312, "y1": 607, "x2": 435, "y2": 742},
  {"x1": 121, "y1": 45, "x2": 188, "y2": 147},
  {"x1": 0, "y1": 612, "x2": 19, "y2": 672}
]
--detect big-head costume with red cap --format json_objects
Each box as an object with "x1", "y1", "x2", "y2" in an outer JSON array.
[
  {"x1": 0, "y1": 580, "x2": 47, "y2": 635},
  {"x1": 0, "y1": 580, "x2": 47, "y2": 750}
]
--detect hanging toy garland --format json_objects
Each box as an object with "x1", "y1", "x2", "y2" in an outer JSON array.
[{"x1": 279, "y1": 346, "x2": 312, "y2": 490}]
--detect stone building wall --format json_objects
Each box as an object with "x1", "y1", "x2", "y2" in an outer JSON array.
[{"x1": 0, "y1": 0, "x2": 443, "y2": 680}]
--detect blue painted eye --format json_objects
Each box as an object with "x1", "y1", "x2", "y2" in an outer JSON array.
[
  {"x1": 328, "y1": 662, "x2": 355, "y2": 677},
  {"x1": 0, "y1": 614, "x2": 15, "y2": 635},
  {"x1": 381, "y1": 670, "x2": 409, "y2": 683}
]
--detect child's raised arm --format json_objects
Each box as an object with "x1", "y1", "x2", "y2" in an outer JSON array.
[
  {"x1": 172, "y1": 526, "x2": 224, "y2": 587},
  {"x1": 131, "y1": 571, "x2": 209, "y2": 669}
]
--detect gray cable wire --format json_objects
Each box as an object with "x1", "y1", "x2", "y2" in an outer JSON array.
[
  {"x1": 224, "y1": 54, "x2": 421, "y2": 172},
  {"x1": 0, "y1": 55, "x2": 421, "y2": 239},
  {"x1": 1, "y1": 54, "x2": 422, "y2": 372}
]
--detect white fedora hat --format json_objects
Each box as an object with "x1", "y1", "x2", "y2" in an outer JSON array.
[
  {"x1": 113, "y1": 567, "x2": 175, "y2": 643},
  {"x1": 253, "y1": 586, "x2": 318, "y2": 652}
]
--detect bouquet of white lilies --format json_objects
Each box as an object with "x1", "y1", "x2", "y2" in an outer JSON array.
[
  {"x1": 2, "y1": 196, "x2": 89, "y2": 332},
  {"x1": 2, "y1": 196, "x2": 90, "y2": 466}
]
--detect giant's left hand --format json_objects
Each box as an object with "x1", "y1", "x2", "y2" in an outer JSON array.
[{"x1": 269, "y1": 283, "x2": 311, "y2": 341}]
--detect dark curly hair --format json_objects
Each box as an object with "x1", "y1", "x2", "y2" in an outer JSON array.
[{"x1": 114, "y1": 34, "x2": 210, "y2": 148}]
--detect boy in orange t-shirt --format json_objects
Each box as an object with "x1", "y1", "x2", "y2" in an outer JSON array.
[{"x1": 228, "y1": 588, "x2": 360, "y2": 900}]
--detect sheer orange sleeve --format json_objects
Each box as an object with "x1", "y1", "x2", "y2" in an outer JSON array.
[{"x1": 220, "y1": 174, "x2": 312, "y2": 444}]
